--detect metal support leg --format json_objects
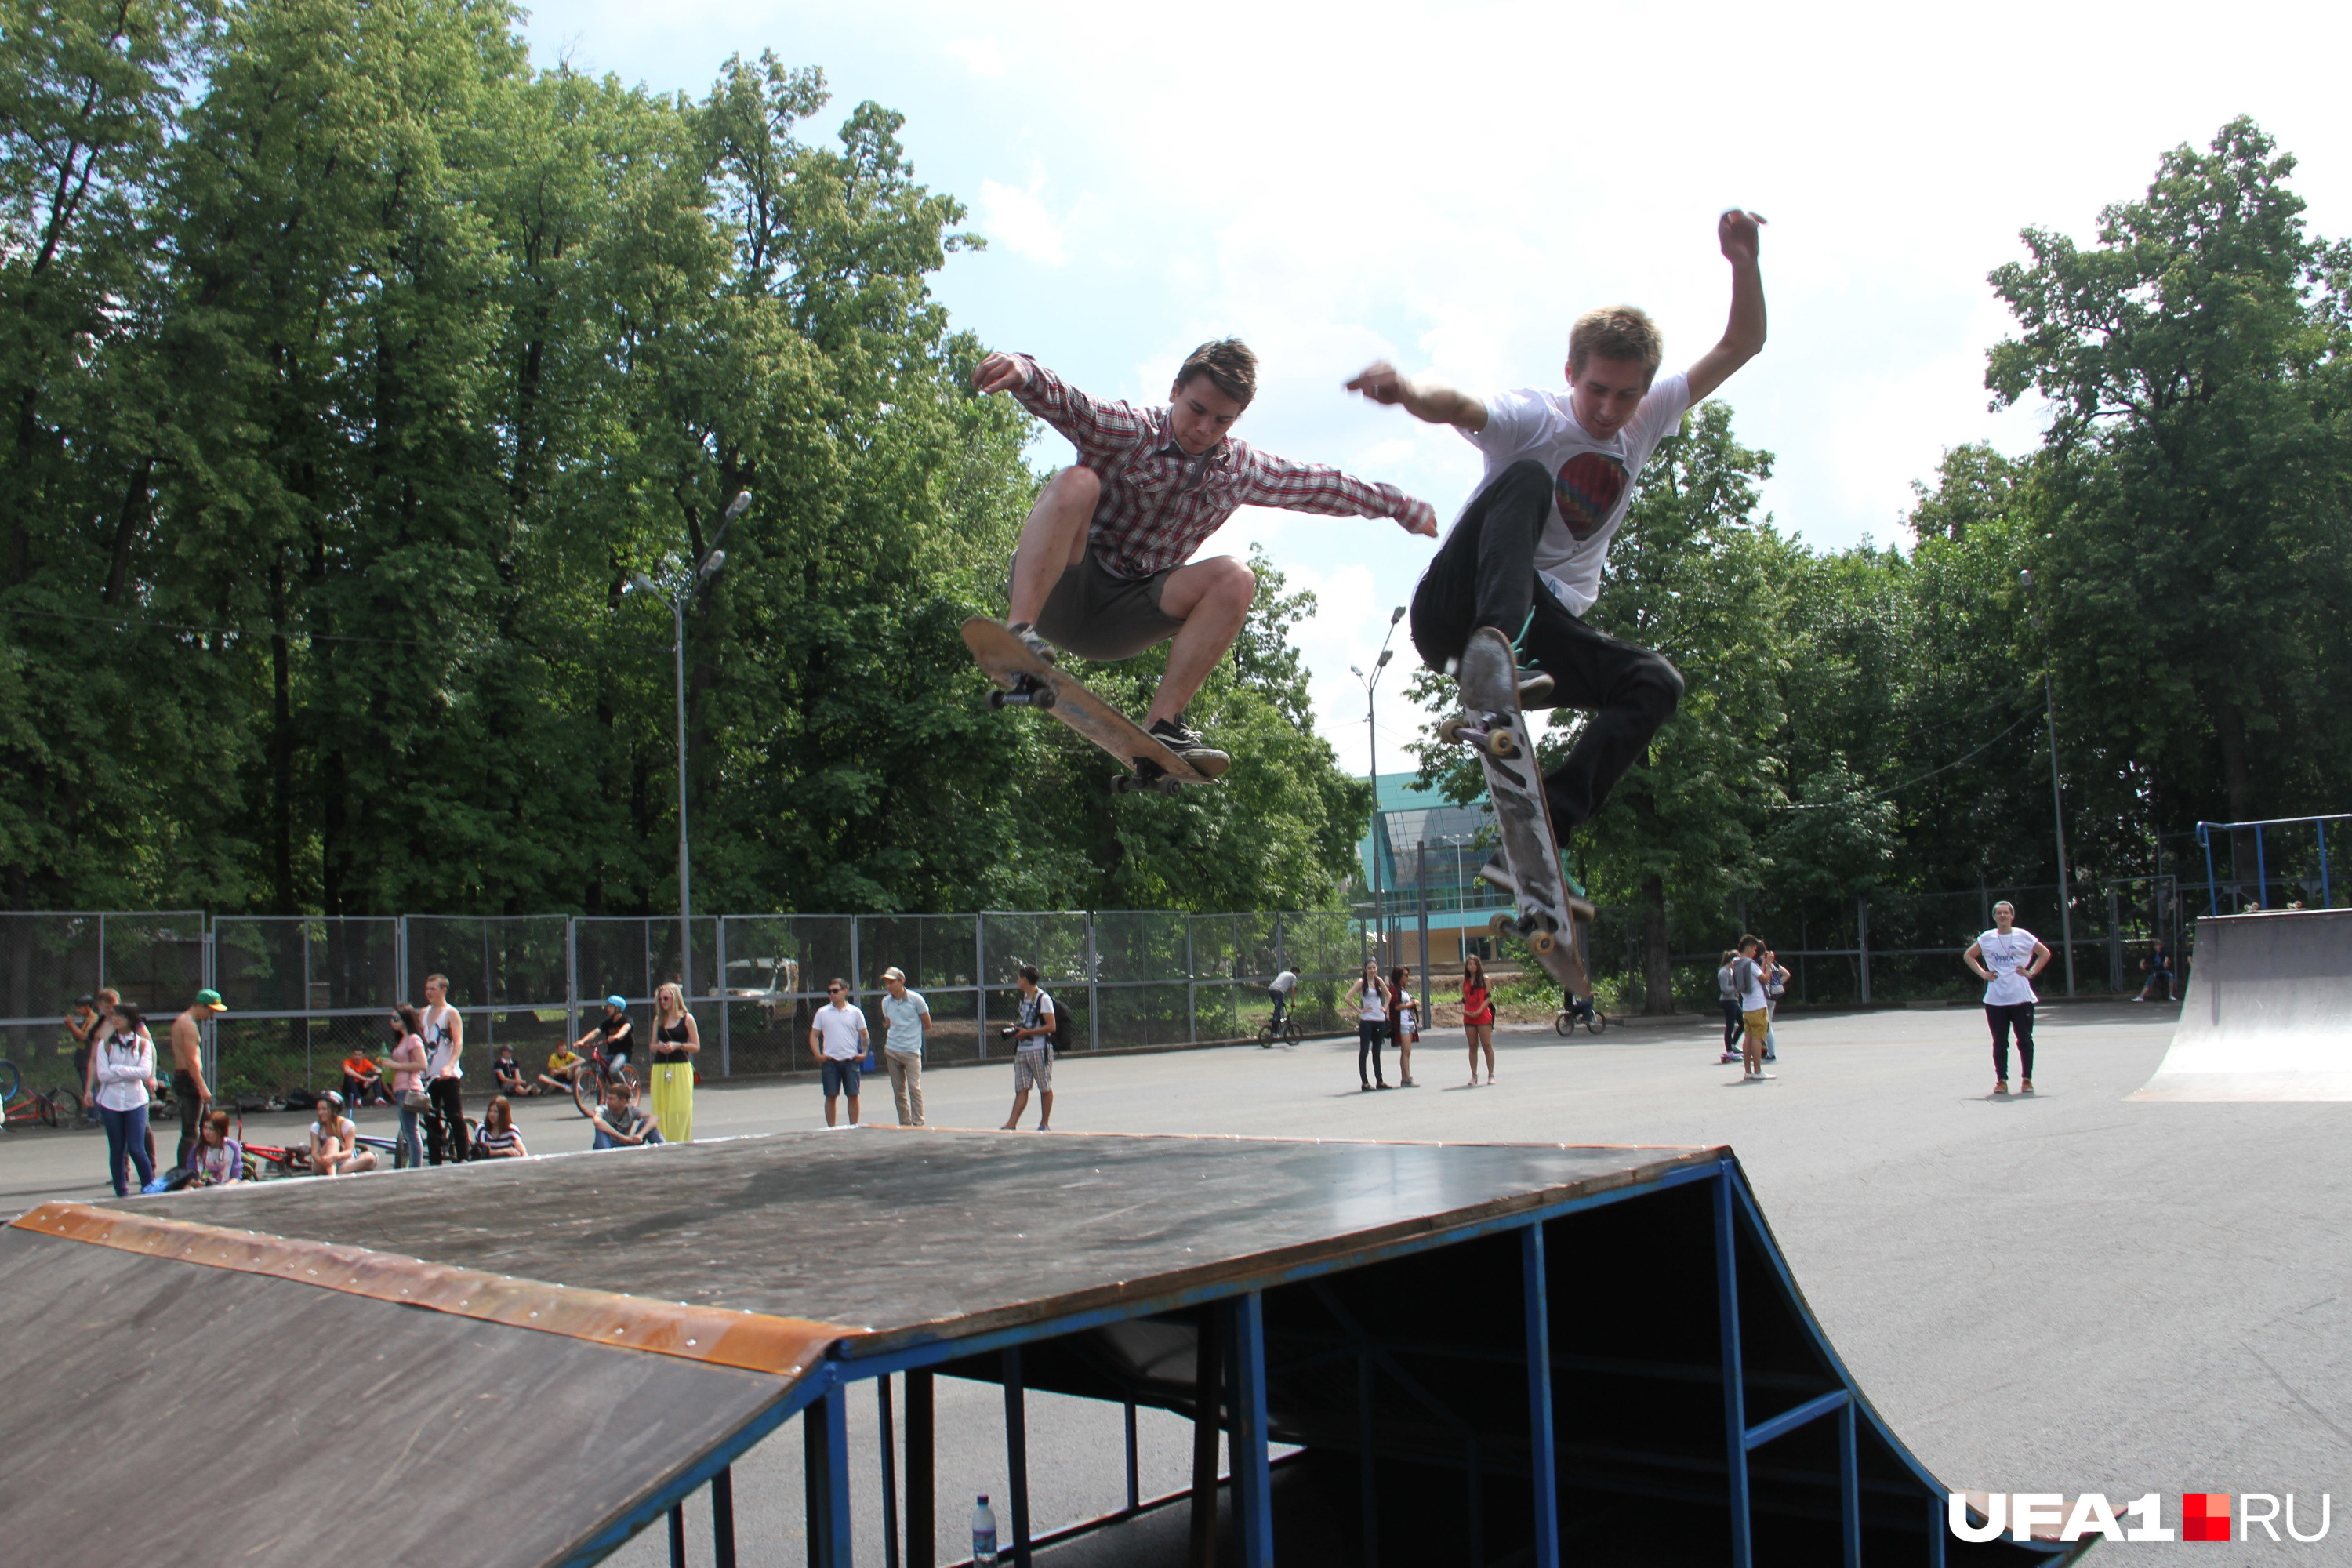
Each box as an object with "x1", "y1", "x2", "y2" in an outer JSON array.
[
  {"x1": 1928, "y1": 1494, "x2": 1947, "y2": 1567},
  {"x1": 1229, "y1": 1294, "x2": 1275, "y2": 1568},
  {"x1": 1357, "y1": 1346, "x2": 1377, "y2": 1568},
  {"x1": 881, "y1": 1374, "x2": 902, "y2": 1568},
  {"x1": 908, "y1": 1370, "x2": 935, "y2": 1568},
  {"x1": 1523, "y1": 1225, "x2": 1559, "y2": 1568},
  {"x1": 1125, "y1": 1392, "x2": 1141, "y2": 1512},
  {"x1": 1838, "y1": 1399, "x2": 1860, "y2": 1568},
  {"x1": 712, "y1": 1465, "x2": 737, "y2": 1568},
  {"x1": 670, "y1": 1503, "x2": 686, "y2": 1568},
  {"x1": 805, "y1": 1390, "x2": 851, "y2": 1568},
  {"x1": 1004, "y1": 1347, "x2": 1033, "y2": 1568},
  {"x1": 1191, "y1": 1309, "x2": 1225, "y2": 1568},
  {"x1": 1715, "y1": 1171, "x2": 1751, "y2": 1567}
]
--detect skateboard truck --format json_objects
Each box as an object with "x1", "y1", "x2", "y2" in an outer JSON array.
[
  {"x1": 985, "y1": 673, "x2": 1056, "y2": 711},
  {"x1": 1113, "y1": 760, "x2": 1184, "y2": 797},
  {"x1": 1440, "y1": 713, "x2": 1520, "y2": 759}
]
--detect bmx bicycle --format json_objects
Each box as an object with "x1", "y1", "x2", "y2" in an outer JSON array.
[
  {"x1": 1254, "y1": 1010, "x2": 1304, "y2": 1049},
  {"x1": 1555, "y1": 993, "x2": 1607, "y2": 1036}
]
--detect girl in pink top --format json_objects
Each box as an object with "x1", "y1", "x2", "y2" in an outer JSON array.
[{"x1": 386, "y1": 1004, "x2": 428, "y2": 1168}]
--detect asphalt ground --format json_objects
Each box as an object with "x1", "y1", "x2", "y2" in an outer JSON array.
[{"x1": 9, "y1": 1002, "x2": 2347, "y2": 1563}]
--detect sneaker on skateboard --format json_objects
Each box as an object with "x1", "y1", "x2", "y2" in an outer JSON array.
[
  {"x1": 1441, "y1": 627, "x2": 1594, "y2": 994},
  {"x1": 963, "y1": 617, "x2": 1225, "y2": 792}
]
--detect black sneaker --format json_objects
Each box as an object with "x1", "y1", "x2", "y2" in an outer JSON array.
[
  {"x1": 1147, "y1": 716, "x2": 1230, "y2": 777},
  {"x1": 1008, "y1": 622, "x2": 1057, "y2": 664},
  {"x1": 1516, "y1": 667, "x2": 1555, "y2": 704}
]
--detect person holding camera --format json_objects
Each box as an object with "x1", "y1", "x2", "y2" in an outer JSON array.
[{"x1": 1000, "y1": 964, "x2": 1055, "y2": 1132}]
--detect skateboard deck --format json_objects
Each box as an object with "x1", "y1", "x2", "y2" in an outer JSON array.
[
  {"x1": 1443, "y1": 627, "x2": 1594, "y2": 993},
  {"x1": 962, "y1": 617, "x2": 1218, "y2": 793}
]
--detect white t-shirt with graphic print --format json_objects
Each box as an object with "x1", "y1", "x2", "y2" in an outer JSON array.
[
  {"x1": 1976, "y1": 928, "x2": 2042, "y2": 1007},
  {"x1": 1462, "y1": 372, "x2": 1693, "y2": 617}
]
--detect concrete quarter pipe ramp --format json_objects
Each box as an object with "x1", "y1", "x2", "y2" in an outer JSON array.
[
  {"x1": 0, "y1": 1131, "x2": 2076, "y2": 1566},
  {"x1": 2131, "y1": 909, "x2": 2352, "y2": 1101}
]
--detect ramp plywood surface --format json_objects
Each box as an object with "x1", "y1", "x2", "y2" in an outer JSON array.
[
  {"x1": 2131, "y1": 909, "x2": 2352, "y2": 1100},
  {"x1": 100, "y1": 1131, "x2": 1715, "y2": 1349}
]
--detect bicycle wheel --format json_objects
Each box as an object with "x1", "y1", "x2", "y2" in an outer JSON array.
[
  {"x1": 1585, "y1": 1009, "x2": 1607, "y2": 1036},
  {"x1": 49, "y1": 1086, "x2": 86, "y2": 1127},
  {"x1": 1256, "y1": 1022, "x2": 1274, "y2": 1049},
  {"x1": 1284, "y1": 1019, "x2": 1305, "y2": 1047},
  {"x1": 572, "y1": 1073, "x2": 598, "y2": 1118},
  {"x1": 1554, "y1": 1012, "x2": 1573, "y2": 1037},
  {"x1": 0, "y1": 1059, "x2": 18, "y2": 1102}
]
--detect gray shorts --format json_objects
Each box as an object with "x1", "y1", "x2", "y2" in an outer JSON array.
[
  {"x1": 1033, "y1": 549, "x2": 1183, "y2": 662},
  {"x1": 1013, "y1": 1047, "x2": 1053, "y2": 1093}
]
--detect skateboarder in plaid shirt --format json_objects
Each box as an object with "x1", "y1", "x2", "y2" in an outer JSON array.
[
  {"x1": 1346, "y1": 210, "x2": 1769, "y2": 895},
  {"x1": 971, "y1": 339, "x2": 1437, "y2": 771}
]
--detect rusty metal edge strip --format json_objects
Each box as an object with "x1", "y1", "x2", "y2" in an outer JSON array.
[{"x1": 10, "y1": 1202, "x2": 855, "y2": 1380}]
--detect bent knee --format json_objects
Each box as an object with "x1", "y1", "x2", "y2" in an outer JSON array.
[
  {"x1": 1632, "y1": 655, "x2": 1685, "y2": 720},
  {"x1": 1501, "y1": 458, "x2": 1552, "y2": 489},
  {"x1": 1049, "y1": 464, "x2": 1101, "y2": 508}
]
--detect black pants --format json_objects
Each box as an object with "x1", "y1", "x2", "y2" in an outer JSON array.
[
  {"x1": 172, "y1": 1069, "x2": 204, "y2": 1168},
  {"x1": 1986, "y1": 1003, "x2": 2035, "y2": 1082},
  {"x1": 426, "y1": 1076, "x2": 470, "y2": 1163},
  {"x1": 1720, "y1": 1000, "x2": 1743, "y2": 1051},
  {"x1": 1357, "y1": 1022, "x2": 1386, "y2": 1087},
  {"x1": 1410, "y1": 459, "x2": 1684, "y2": 832}
]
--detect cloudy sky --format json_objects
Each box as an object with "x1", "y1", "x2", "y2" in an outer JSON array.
[{"x1": 521, "y1": 0, "x2": 2352, "y2": 775}]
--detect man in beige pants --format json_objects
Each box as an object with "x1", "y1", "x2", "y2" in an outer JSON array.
[{"x1": 877, "y1": 967, "x2": 930, "y2": 1127}]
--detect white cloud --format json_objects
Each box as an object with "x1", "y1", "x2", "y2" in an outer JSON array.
[
  {"x1": 975, "y1": 174, "x2": 1072, "y2": 266},
  {"x1": 946, "y1": 38, "x2": 1004, "y2": 76}
]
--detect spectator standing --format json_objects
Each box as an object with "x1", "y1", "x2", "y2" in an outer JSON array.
[
  {"x1": 473, "y1": 1096, "x2": 528, "y2": 1158},
  {"x1": 809, "y1": 978, "x2": 868, "y2": 1127},
  {"x1": 167, "y1": 989, "x2": 227, "y2": 1168},
  {"x1": 1715, "y1": 951, "x2": 1742, "y2": 1064},
  {"x1": 1000, "y1": 964, "x2": 1054, "y2": 1131},
  {"x1": 1388, "y1": 966, "x2": 1421, "y2": 1087},
  {"x1": 1760, "y1": 949, "x2": 1789, "y2": 1064},
  {"x1": 186, "y1": 1109, "x2": 244, "y2": 1187},
  {"x1": 1343, "y1": 960, "x2": 1390, "y2": 1091},
  {"x1": 386, "y1": 1005, "x2": 429, "y2": 1169},
  {"x1": 419, "y1": 973, "x2": 470, "y2": 1163},
  {"x1": 92, "y1": 1003, "x2": 158, "y2": 1196},
  {"x1": 877, "y1": 967, "x2": 930, "y2": 1127},
  {"x1": 650, "y1": 982, "x2": 700, "y2": 1143},
  {"x1": 1461, "y1": 955, "x2": 1496, "y2": 1087},
  {"x1": 1267, "y1": 967, "x2": 1299, "y2": 1033},
  {"x1": 1730, "y1": 937, "x2": 1773, "y2": 1081},
  {"x1": 589, "y1": 1079, "x2": 662, "y2": 1149},
  {"x1": 1964, "y1": 901, "x2": 2051, "y2": 1095},
  {"x1": 66, "y1": 989, "x2": 115, "y2": 1107}
]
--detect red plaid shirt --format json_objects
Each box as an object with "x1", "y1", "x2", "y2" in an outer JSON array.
[{"x1": 1007, "y1": 355, "x2": 1418, "y2": 579}]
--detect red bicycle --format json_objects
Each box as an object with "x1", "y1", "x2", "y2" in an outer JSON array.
[{"x1": 568, "y1": 1040, "x2": 639, "y2": 1118}]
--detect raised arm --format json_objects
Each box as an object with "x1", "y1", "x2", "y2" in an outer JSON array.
[
  {"x1": 1345, "y1": 361, "x2": 1488, "y2": 433},
  {"x1": 1236, "y1": 449, "x2": 1438, "y2": 537},
  {"x1": 971, "y1": 352, "x2": 1151, "y2": 461},
  {"x1": 1684, "y1": 209, "x2": 1767, "y2": 403}
]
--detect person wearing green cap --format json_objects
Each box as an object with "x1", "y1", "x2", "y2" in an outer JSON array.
[{"x1": 170, "y1": 989, "x2": 228, "y2": 1168}]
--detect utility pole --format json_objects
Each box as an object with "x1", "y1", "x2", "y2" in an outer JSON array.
[
  {"x1": 1351, "y1": 606, "x2": 1407, "y2": 967},
  {"x1": 628, "y1": 489, "x2": 751, "y2": 1001},
  {"x1": 2020, "y1": 569, "x2": 2077, "y2": 995}
]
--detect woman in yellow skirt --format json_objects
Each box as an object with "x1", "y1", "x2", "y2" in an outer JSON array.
[{"x1": 649, "y1": 982, "x2": 700, "y2": 1143}]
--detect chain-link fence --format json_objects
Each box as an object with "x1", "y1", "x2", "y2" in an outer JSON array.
[{"x1": 0, "y1": 911, "x2": 209, "y2": 1098}]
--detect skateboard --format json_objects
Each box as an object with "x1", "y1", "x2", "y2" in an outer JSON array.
[
  {"x1": 1439, "y1": 627, "x2": 1595, "y2": 993},
  {"x1": 961, "y1": 617, "x2": 1218, "y2": 795}
]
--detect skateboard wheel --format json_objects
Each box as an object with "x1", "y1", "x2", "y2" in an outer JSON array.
[
  {"x1": 1439, "y1": 717, "x2": 1475, "y2": 746},
  {"x1": 1488, "y1": 912, "x2": 1515, "y2": 939},
  {"x1": 986, "y1": 689, "x2": 1008, "y2": 710},
  {"x1": 1529, "y1": 929, "x2": 1556, "y2": 956},
  {"x1": 1032, "y1": 688, "x2": 1055, "y2": 710},
  {"x1": 1486, "y1": 727, "x2": 1519, "y2": 758},
  {"x1": 1157, "y1": 779, "x2": 1182, "y2": 797}
]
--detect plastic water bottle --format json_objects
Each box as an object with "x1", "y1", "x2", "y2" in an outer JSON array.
[{"x1": 972, "y1": 1494, "x2": 1000, "y2": 1566}]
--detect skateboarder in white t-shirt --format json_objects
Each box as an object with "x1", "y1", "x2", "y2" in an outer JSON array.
[{"x1": 1347, "y1": 210, "x2": 1768, "y2": 893}]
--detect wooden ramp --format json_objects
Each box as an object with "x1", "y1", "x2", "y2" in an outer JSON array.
[{"x1": 4, "y1": 1131, "x2": 2081, "y2": 1566}]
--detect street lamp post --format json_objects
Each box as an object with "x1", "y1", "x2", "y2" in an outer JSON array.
[
  {"x1": 627, "y1": 489, "x2": 751, "y2": 1000},
  {"x1": 2020, "y1": 569, "x2": 2077, "y2": 996},
  {"x1": 1351, "y1": 606, "x2": 1407, "y2": 967}
]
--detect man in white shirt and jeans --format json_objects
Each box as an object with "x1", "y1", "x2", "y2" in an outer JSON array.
[
  {"x1": 420, "y1": 973, "x2": 470, "y2": 1163},
  {"x1": 1347, "y1": 211, "x2": 1767, "y2": 891},
  {"x1": 877, "y1": 967, "x2": 930, "y2": 1127},
  {"x1": 809, "y1": 977, "x2": 869, "y2": 1127}
]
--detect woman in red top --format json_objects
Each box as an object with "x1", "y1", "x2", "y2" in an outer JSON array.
[{"x1": 1461, "y1": 955, "x2": 1497, "y2": 1086}]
